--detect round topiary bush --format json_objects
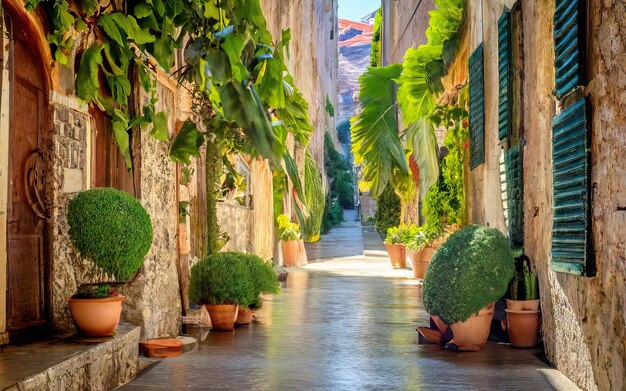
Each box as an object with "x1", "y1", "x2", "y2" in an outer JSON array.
[
  {"x1": 68, "y1": 188, "x2": 153, "y2": 281},
  {"x1": 237, "y1": 253, "x2": 280, "y2": 300},
  {"x1": 422, "y1": 225, "x2": 514, "y2": 324},
  {"x1": 188, "y1": 252, "x2": 255, "y2": 307}
]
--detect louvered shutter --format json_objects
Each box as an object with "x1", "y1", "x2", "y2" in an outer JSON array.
[
  {"x1": 554, "y1": 0, "x2": 585, "y2": 99},
  {"x1": 551, "y1": 98, "x2": 590, "y2": 275},
  {"x1": 498, "y1": 11, "x2": 512, "y2": 141},
  {"x1": 505, "y1": 145, "x2": 523, "y2": 246},
  {"x1": 469, "y1": 44, "x2": 485, "y2": 169}
]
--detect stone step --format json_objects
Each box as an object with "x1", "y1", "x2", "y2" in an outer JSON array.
[{"x1": 1, "y1": 323, "x2": 140, "y2": 391}]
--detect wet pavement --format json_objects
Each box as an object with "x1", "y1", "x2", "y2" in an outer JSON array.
[{"x1": 122, "y1": 211, "x2": 555, "y2": 391}]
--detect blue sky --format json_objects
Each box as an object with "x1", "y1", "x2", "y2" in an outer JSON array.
[{"x1": 338, "y1": 0, "x2": 380, "y2": 21}]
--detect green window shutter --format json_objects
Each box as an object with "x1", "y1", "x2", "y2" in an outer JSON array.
[
  {"x1": 469, "y1": 44, "x2": 485, "y2": 169},
  {"x1": 551, "y1": 98, "x2": 590, "y2": 275},
  {"x1": 505, "y1": 145, "x2": 523, "y2": 246},
  {"x1": 554, "y1": 0, "x2": 586, "y2": 99},
  {"x1": 498, "y1": 11, "x2": 512, "y2": 141}
]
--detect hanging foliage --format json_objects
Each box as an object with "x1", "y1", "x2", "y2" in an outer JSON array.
[
  {"x1": 351, "y1": 63, "x2": 408, "y2": 198},
  {"x1": 301, "y1": 151, "x2": 325, "y2": 242},
  {"x1": 370, "y1": 8, "x2": 382, "y2": 67}
]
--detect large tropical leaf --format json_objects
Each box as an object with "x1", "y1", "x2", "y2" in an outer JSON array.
[
  {"x1": 351, "y1": 63, "x2": 408, "y2": 198},
  {"x1": 404, "y1": 118, "x2": 440, "y2": 197}
]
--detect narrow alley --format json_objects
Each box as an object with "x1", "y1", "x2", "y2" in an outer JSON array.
[{"x1": 122, "y1": 213, "x2": 555, "y2": 391}]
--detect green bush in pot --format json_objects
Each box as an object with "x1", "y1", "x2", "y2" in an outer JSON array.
[
  {"x1": 238, "y1": 252, "x2": 280, "y2": 306},
  {"x1": 422, "y1": 225, "x2": 514, "y2": 324},
  {"x1": 68, "y1": 187, "x2": 153, "y2": 282},
  {"x1": 188, "y1": 252, "x2": 255, "y2": 307}
]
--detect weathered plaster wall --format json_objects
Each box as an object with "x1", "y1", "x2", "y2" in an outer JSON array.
[
  {"x1": 381, "y1": 0, "x2": 434, "y2": 66},
  {"x1": 261, "y1": 0, "x2": 339, "y2": 172},
  {"x1": 521, "y1": 1, "x2": 625, "y2": 390},
  {"x1": 216, "y1": 202, "x2": 253, "y2": 253}
]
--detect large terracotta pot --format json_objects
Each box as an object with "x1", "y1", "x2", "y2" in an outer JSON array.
[
  {"x1": 205, "y1": 304, "x2": 239, "y2": 331},
  {"x1": 384, "y1": 243, "x2": 406, "y2": 268},
  {"x1": 505, "y1": 309, "x2": 541, "y2": 348},
  {"x1": 420, "y1": 245, "x2": 436, "y2": 265},
  {"x1": 69, "y1": 295, "x2": 124, "y2": 337},
  {"x1": 282, "y1": 240, "x2": 300, "y2": 267},
  {"x1": 446, "y1": 302, "x2": 495, "y2": 351},
  {"x1": 235, "y1": 307, "x2": 254, "y2": 325}
]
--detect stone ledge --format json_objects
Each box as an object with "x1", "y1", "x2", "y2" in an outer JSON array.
[{"x1": 1, "y1": 323, "x2": 140, "y2": 391}]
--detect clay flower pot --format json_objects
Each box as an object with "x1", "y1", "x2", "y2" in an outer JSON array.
[
  {"x1": 446, "y1": 302, "x2": 495, "y2": 351},
  {"x1": 407, "y1": 249, "x2": 425, "y2": 278},
  {"x1": 506, "y1": 299, "x2": 541, "y2": 348},
  {"x1": 69, "y1": 295, "x2": 124, "y2": 337},
  {"x1": 282, "y1": 240, "x2": 300, "y2": 267},
  {"x1": 505, "y1": 309, "x2": 541, "y2": 348},
  {"x1": 235, "y1": 307, "x2": 254, "y2": 326},
  {"x1": 205, "y1": 304, "x2": 239, "y2": 331},
  {"x1": 384, "y1": 243, "x2": 406, "y2": 268}
]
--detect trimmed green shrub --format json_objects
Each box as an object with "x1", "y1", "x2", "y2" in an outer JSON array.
[
  {"x1": 423, "y1": 225, "x2": 515, "y2": 324},
  {"x1": 188, "y1": 252, "x2": 255, "y2": 306},
  {"x1": 375, "y1": 182, "x2": 400, "y2": 236},
  {"x1": 238, "y1": 253, "x2": 280, "y2": 306},
  {"x1": 68, "y1": 188, "x2": 153, "y2": 281},
  {"x1": 302, "y1": 151, "x2": 325, "y2": 242}
]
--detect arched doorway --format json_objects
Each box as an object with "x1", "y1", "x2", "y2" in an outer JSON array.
[{"x1": 5, "y1": 9, "x2": 50, "y2": 339}]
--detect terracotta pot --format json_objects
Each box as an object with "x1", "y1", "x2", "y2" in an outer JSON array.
[
  {"x1": 506, "y1": 299, "x2": 540, "y2": 311},
  {"x1": 236, "y1": 307, "x2": 254, "y2": 325},
  {"x1": 446, "y1": 302, "x2": 495, "y2": 351},
  {"x1": 407, "y1": 249, "x2": 426, "y2": 278},
  {"x1": 205, "y1": 304, "x2": 239, "y2": 331},
  {"x1": 384, "y1": 243, "x2": 406, "y2": 268},
  {"x1": 68, "y1": 295, "x2": 124, "y2": 337},
  {"x1": 506, "y1": 309, "x2": 541, "y2": 348},
  {"x1": 282, "y1": 240, "x2": 300, "y2": 267},
  {"x1": 420, "y1": 245, "x2": 436, "y2": 264}
]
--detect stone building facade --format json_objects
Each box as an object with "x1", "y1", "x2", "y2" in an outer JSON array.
[
  {"x1": 383, "y1": 1, "x2": 625, "y2": 389},
  {"x1": 0, "y1": 0, "x2": 338, "y2": 345}
]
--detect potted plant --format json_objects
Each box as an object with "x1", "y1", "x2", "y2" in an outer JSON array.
[
  {"x1": 421, "y1": 225, "x2": 514, "y2": 351},
  {"x1": 188, "y1": 252, "x2": 255, "y2": 331},
  {"x1": 406, "y1": 225, "x2": 440, "y2": 279},
  {"x1": 384, "y1": 225, "x2": 407, "y2": 268},
  {"x1": 235, "y1": 253, "x2": 280, "y2": 325},
  {"x1": 67, "y1": 188, "x2": 153, "y2": 337},
  {"x1": 277, "y1": 214, "x2": 301, "y2": 267},
  {"x1": 505, "y1": 254, "x2": 541, "y2": 347}
]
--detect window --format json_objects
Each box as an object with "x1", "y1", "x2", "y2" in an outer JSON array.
[
  {"x1": 468, "y1": 43, "x2": 485, "y2": 170},
  {"x1": 498, "y1": 10, "x2": 512, "y2": 142},
  {"x1": 551, "y1": 0, "x2": 591, "y2": 276}
]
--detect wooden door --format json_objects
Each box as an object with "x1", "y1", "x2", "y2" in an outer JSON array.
[{"x1": 6, "y1": 23, "x2": 49, "y2": 335}]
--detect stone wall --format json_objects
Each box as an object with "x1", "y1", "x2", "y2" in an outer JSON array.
[
  {"x1": 444, "y1": 1, "x2": 626, "y2": 389},
  {"x1": 381, "y1": 0, "x2": 434, "y2": 66}
]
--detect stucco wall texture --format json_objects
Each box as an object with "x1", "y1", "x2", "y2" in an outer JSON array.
[{"x1": 446, "y1": 1, "x2": 626, "y2": 390}]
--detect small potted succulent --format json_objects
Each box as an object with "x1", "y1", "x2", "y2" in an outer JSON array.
[
  {"x1": 67, "y1": 188, "x2": 153, "y2": 337},
  {"x1": 277, "y1": 214, "x2": 302, "y2": 267},
  {"x1": 384, "y1": 225, "x2": 407, "y2": 268},
  {"x1": 235, "y1": 253, "x2": 280, "y2": 325},
  {"x1": 421, "y1": 225, "x2": 514, "y2": 351},
  {"x1": 505, "y1": 254, "x2": 540, "y2": 347},
  {"x1": 188, "y1": 252, "x2": 255, "y2": 331}
]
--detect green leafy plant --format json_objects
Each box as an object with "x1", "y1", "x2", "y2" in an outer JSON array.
[
  {"x1": 178, "y1": 201, "x2": 190, "y2": 224},
  {"x1": 73, "y1": 284, "x2": 115, "y2": 299},
  {"x1": 180, "y1": 165, "x2": 193, "y2": 187},
  {"x1": 324, "y1": 132, "x2": 354, "y2": 209},
  {"x1": 302, "y1": 151, "x2": 325, "y2": 242},
  {"x1": 351, "y1": 63, "x2": 408, "y2": 198},
  {"x1": 508, "y1": 254, "x2": 540, "y2": 301},
  {"x1": 321, "y1": 197, "x2": 343, "y2": 234},
  {"x1": 238, "y1": 253, "x2": 280, "y2": 308},
  {"x1": 68, "y1": 188, "x2": 153, "y2": 282},
  {"x1": 277, "y1": 214, "x2": 300, "y2": 242},
  {"x1": 422, "y1": 225, "x2": 515, "y2": 324},
  {"x1": 370, "y1": 8, "x2": 382, "y2": 67},
  {"x1": 374, "y1": 182, "x2": 401, "y2": 236},
  {"x1": 188, "y1": 252, "x2": 255, "y2": 306}
]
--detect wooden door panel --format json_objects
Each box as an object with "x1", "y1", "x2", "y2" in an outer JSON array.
[{"x1": 6, "y1": 28, "x2": 48, "y2": 335}]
